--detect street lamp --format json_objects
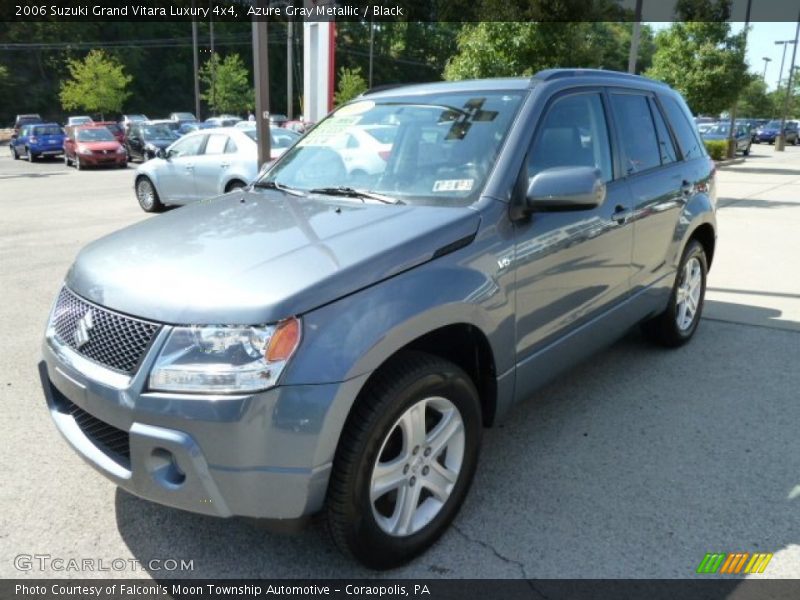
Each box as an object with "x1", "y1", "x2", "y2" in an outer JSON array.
[
  {"x1": 775, "y1": 39, "x2": 796, "y2": 90},
  {"x1": 762, "y1": 56, "x2": 772, "y2": 81},
  {"x1": 776, "y1": 19, "x2": 800, "y2": 151}
]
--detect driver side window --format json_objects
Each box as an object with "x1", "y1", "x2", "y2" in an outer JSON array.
[
  {"x1": 528, "y1": 92, "x2": 613, "y2": 183},
  {"x1": 169, "y1": 135, "x2": 205, "y2": 158}
]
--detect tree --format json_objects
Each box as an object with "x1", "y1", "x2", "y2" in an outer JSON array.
[
  {"x1": 200, "y1": 53, "x2": 253, "y2": 115},
  {"x1": 443, "y1": 22, "x2": 653, "y2": 81},
  {"x1": 59, "y1": 50, "x2": 131, "y2": 119},
  {"x1": 737, "y1": 76, "x2": 774, "y2": 118},
  {"x1": 334, "y1": 67, "x2": 367, "y2": 106},
  {"x1": 645, "y1": 22, "x2": 749, "y2": 116}
]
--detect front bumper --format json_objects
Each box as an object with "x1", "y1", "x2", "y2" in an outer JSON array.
[
  {"x1": 79, "y1": 153, "x2": 126, "y2": 166},
  {"x1": 40, "y1": 331, "x2": 366, "y2": 520}
]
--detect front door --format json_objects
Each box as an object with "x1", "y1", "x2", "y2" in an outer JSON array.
[{"x1": 514, "y1": 90, "x2": 634, "y2": 366}]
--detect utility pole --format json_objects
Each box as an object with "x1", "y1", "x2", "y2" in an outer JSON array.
[
  {"x1": 191, "y1": 5, "x2": 200, "y2": 120},
  {"x1": 776, "y1": 39, "x2": 795, "y2": 90},
  {"x1": 210, "y1": 0, "x2": 215, "y2": 115},
  {"x1": 252, "y1": 0, "x2": 271, "y2": 167},
  {"x1": 726, "y1": 0, "x2": 752, "y2": 158},
  {"x1": 287, "y1": 19, "x2": 294, "y2": 120},
  {"x1": 777, "y1": 15, "x2": 800, "y2": 152},
  {"x1": 368, "y1": 18, "x2": 375, "y2": 87},
  {"x1": 627, "y1": 0, "x2": 643, "y2": 74},
  {"x1": 762, "y1": 56, "x2": 772, "y2": 81}
]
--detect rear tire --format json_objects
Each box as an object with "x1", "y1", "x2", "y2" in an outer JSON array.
[
  {"x1": 743, "y1": 144, "x2": 750, "y2": 156},
  {"x1": 75, "y1": 156, "x2": 82, "y2": 170},
  {"x1": 11, "y1": 146, "x2": 19, "y2": 160},
  {"x1": 641, "y1": 240, "x2": 707, "y2": 347},
  {"x1": 136, "y1": 177, "x2": 164, "y2": 212},
  {"x1": 64, "y1": 153, "x2": 71, "y2": 167},
  {"x1": 325, "y1": 351, "x2": 482, "y2": 570}
]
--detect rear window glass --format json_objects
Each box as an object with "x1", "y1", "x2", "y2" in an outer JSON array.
[
  {"x1": 610, "y1": 93, "x2": 661, "y2": 174},
  {"x1": 77, "y1": 128, "x2": 115, "y2": 142},
  {"x1": 661, "y1": 96, "x2": 705, "y2": 160},
  {"x1": 33, "y1": 125, "x2": 62, "y2": 136}
]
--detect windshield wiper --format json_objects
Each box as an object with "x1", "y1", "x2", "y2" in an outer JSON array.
[
  {"x1": 251, "y1": 180, "x2": 306, "y2": 197},
  {"x1": 308, "y1": 186, "x2": 402, "y2": 205}
]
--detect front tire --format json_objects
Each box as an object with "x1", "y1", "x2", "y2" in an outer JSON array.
[
  {"x1": 641, "y1": 240, "x2": 707, "y2": 347},
  {"x1": 325, "y1": 352, "x2": 482, "y2": 570},
  {"x1": 11, "y1": 146, "x2": 19, "y2": 160},
  {"x1": 136, "y1": 177, "x2": 164, "y2": 212},
  {"x1": 26, "y1": 148, "x2": 35, "y2": 162}
]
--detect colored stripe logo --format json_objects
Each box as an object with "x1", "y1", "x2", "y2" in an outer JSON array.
[{"x1": 696, "y1": 552, "x2": 773, "y2": 574}]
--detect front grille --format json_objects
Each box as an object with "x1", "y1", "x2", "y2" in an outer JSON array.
[
  {"x1": 55, "y1": 390, "x2": 131, "y2": 468},
  {"x1": 51, "y1": 287, "x2": 160, "y2": 374}
]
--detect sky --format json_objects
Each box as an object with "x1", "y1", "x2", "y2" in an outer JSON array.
[{"x1": 648, "y1": 22, "x2": 800, "y2": 91}]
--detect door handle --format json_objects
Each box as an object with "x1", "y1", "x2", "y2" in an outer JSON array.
[
  {"x1": 611, "y1": 204, "x2": 630, "y2": 224},
  {"x1": 185, "y1": 164, "x2": 194, "y2": 170},
  {"x1": 220, "y1": 162, "x2": 230, "y2": 168}
]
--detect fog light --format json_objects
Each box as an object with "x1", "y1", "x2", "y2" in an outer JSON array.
[{"x1": 149, "y1": 448, "x2": 186, "y2": 487}]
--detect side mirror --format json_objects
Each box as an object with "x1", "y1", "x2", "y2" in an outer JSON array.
[
  {"x1": 525, "y1": 166, "x2": 606, "y2": 211},
  {"x1": 156, "y1": 148, "x2": 167, "y2": 160}
]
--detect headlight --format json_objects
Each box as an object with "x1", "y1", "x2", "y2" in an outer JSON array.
[
  {"x1": 116, "y1": 146, "x2": 126, "y2": 154},
  {"x1": 145, "y1": 143, "x2": 157, "y2": 152},
  {"x1": 78, "y1": 146, "x2": 92, "y2": 155},
  {"x1": 149, "y1": 318, "x2": 301, "y2": 394}
]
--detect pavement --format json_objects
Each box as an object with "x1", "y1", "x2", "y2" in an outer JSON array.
[{"x1": 0, "y1": 146, "x2": 798, "y2": 580}]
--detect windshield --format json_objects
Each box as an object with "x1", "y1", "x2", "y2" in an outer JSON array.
[
  {"x1": 33, "y1": 125, "x2": 62, "y2": 136},
  {"x1": 706, "y1": 124, "x2": 730, "y2": 135},
  {"x1": 142, "y1": 126, "x2": 179, "y2": 140},
  {"x1": 765, "y1": 120, "x2": 782, "y2": 128},
  {"x1": 173, "y1": 113, "x2": 195, "y2": 121},
  {"x1": 257, "y1": 91, "x2": 524, "y2": 205},
  {"x1": 77, "y1": 128, "x2": 115, "y2": 142}
]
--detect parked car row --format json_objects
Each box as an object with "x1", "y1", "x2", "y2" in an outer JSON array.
[{"x1": 699, "y1": 121, "x2": 752, "y2": 155}]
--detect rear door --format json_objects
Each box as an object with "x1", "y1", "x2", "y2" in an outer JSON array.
[
  {"x1": 608, "y1": 90, "x2": 684, "y2": 293},
  {"x1": 157, "y1": 134, "x2": 206, "y2": 204},
  {"x1": 191, "y1": 133, "x2": 230, "y2": 198}
]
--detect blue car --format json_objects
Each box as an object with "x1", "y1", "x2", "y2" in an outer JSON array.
[
  {"x1": 177, "y1": 121, "x2": 214, "y2": 135},
  {"x1": 753, "y1": 119, "x2": 798, "y2": 145},
  {"x1": 11, "y1": 122, "x2": 66, "y2": 161}
]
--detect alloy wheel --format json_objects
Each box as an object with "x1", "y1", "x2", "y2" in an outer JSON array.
[
  {"x1": 675, "y1": 256, "x2": 702, "y2": 331},
  {"x1": 370, "y1": 396, "x2": 465, "y2": 537}
]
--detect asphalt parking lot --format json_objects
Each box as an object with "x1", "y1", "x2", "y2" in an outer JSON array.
[{"x1": 1, "y1": 146, "x2": 799, "y2": 579}]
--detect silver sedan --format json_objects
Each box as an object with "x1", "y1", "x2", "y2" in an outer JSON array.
[{"x1": 133, "y1": 126, "x2": 299, "y2": 212}]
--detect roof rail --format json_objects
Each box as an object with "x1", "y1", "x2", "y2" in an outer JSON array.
[
  {"x1": 359, "y1": 83, "x2": 407, "y2": 97},
  {"x1": 533, "y1": 68, "x2": 668, "y2": 87}
]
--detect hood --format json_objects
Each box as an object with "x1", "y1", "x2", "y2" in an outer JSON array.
[
  {"x1": 702, "y1": 133, "x2": 727, "y2": 141},
  {"x1": 144, "y1": 138, "x2": 175, "y2": 147},
  {"x1": 80, "y1": 141, "x2": 121, "y2": 151},
  {"x1": 66, "y1": 191, "x2": 481, "y2": 324}
]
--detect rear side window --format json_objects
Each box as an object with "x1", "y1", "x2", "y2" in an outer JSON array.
[
  {"x1": 204, "y1": 134, "x2": 228, "y2": 155},
  {"x1": 528, "y1": 92, "x2": 613, "y2": 182},
  {"x1": 660, "y1": 96, "x2": 705, "y2": 160},
  {"x1": 610, "y1": 93, "x2": 661, "y2": 174},
  {"x1": 648, "y1": 98, "x2": 677, "y2": 165},
  {"x1": 170, "y1": 134, "x2": 205, "y2": 158}
]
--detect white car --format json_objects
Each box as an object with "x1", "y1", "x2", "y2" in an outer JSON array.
[
  {"x1": 66, "y1": 116, "x2": 93, "y2": 126},
  {"x1": 328, "y1": 125, "x2": 395, "y2": 176},
  {"x1": 133, "y1": 127, "x2": 298, "y2": 212}
]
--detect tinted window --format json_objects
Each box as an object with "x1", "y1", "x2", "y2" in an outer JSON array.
[
  {"x1": 33, "y1": 125, "x2": 62, "y2": 136},
  {"x1": 204, "y1": 134, "x2": 228, "y2": 155},
  {"x1": 648, "y1": 98, "x2": 677, "y2": 165},
  {"x1": 528, "y1": 92, "x2": 612, "y2": 182},
  {"x1": 169, "y1": 134, "x2": 205, "y2": 158},
  {"x1": 610, "y1": 93, "x2": 661, "y2": 174},
  {"x1": 661, "y1": 96, "x2": 705, "y2": 160}
]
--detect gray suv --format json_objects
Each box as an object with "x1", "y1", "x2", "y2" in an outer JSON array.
[{"x1": 40, "y1": 70, "x2": 716, "y2": 569}]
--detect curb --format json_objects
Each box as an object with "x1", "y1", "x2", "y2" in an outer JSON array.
[{"x1": 714, "y1": 157, "x2": 746, "y2": 168}]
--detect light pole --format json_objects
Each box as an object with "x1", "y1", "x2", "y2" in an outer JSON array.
[
  {"x1": 776, "y1": 40, "x2": 796, "y2": 90},
  {"x1": 726, "y1": 0, "x2": 752, "y2": 158},
  {"x1": 776, "y1": 17, "x2": 800, "y2": 152},
  {"x1": 762, "y1": 56, "x2": 772, "y2": 81},
  {"x1": 252, "y1": 0, "x2": 271, "y2": 168}
]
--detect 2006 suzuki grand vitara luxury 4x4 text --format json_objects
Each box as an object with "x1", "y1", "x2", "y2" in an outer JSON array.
[{"x1": 41, "y1": 69, "x2": 716, "y2": 569}]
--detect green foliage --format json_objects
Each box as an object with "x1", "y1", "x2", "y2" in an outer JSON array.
[
  {"x1": 645, "y1": 22, "x2": 749, "y2": 116},
  {"x1": 704, "y1": 139, "x2": 727, "y2": 160},
  {"x1": 59, "y1": 50, "x2": 132, "y2": 118},
  {"x1": 334, "y1": 67, "x2": 367, "y2": 106},
  {"x1": 200, "y1": 53, "x2": 253, "y2": 115},
  {"x1": 443, "y1": 22, "x2": 655, "y2": 81},
  {"x1": 737, "y1": 76, "x2": 774, "y2": 118}
]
